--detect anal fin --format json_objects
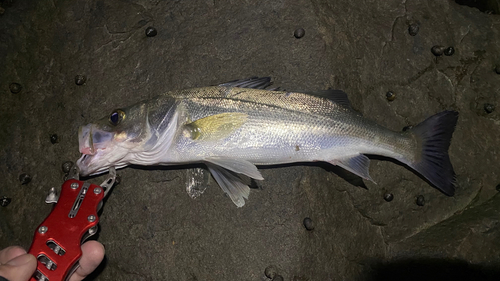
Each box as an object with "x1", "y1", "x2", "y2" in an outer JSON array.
[{"x1": 330, "y1": 154, "x2": 374, "y2": 182}]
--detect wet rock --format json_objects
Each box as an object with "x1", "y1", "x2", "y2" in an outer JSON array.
[
  {"x1": 389, "y1": 194, "x2": 500, "y2": 265},
  {"x1": 453, "y1": 0, "x2": 500, "y2": 14},
  {"x1": 1, "y1": 1, "x2": 500, "y2": 280}
]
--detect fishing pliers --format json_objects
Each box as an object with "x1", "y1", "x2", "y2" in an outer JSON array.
[{"x1": 27, "y1": 165, "x2": 116, "y2": 281}]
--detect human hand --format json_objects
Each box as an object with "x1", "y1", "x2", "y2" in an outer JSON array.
[{"x1": 0, "y1": 241, "x2": 104, "y2": 281}]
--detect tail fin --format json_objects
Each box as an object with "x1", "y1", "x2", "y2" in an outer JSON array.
[{"x1": 406, "y1": 111, "x2": 459, "y2": 196}]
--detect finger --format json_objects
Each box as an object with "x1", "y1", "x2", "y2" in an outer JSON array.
[
  {"x1": 68, "y1": 241, "x2": 104, "y2": 281},
  {"x1": 0, "y1": 253, "x2": 37, "y2": 281},
  {"x1": 0, "y1": 247, "x2": 27, "y2": 265}
]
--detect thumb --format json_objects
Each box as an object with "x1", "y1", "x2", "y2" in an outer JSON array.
[{"x1": 0, "y1": 253, "x2": 37, "y2": 281}]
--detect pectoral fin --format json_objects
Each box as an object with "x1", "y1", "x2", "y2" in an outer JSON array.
[
  {"x1": 206, "y1": 163, "x2": 250, "y2": 207},
  {"x1": 185, "y1": 112, "x2": 248, "y2": 141},
  {"x1": 204, "y1": 157, "x2": 263, "y2": 180},
  {"x1": 331, "y1": 154, "x2": 374, "y2": 182}
]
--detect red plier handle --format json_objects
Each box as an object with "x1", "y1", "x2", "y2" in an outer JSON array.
[{"x1": 28, "y1": 166, "x2": 115, "y2": 281}]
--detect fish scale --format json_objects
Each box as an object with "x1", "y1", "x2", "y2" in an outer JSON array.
[
  {"x1": 174, "y1": 100, "x2": 335, "y2": 158},
  {"x1": 76, "y1": 77, "x2": 458, "y2": 207}
]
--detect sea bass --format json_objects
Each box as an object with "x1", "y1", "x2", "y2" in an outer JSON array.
[{"x1": 76, "y1": 77, "x2": 458, "y2": 207}]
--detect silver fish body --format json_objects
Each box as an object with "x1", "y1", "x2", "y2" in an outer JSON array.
[
  {"x1": 77, "y1": 78, "x2": 458, "y2": 207},
  {"x1": 164, "y1": 88, "x2": 413, "y2": 167}
]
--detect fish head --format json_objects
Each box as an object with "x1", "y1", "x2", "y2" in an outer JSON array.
[{"x1": 76, "y1": 103, "x2": 151, "y2": 176}]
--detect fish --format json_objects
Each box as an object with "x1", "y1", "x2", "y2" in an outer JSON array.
[{"x1": 76, "y1": 77, "x2": 458, "y2": 207}]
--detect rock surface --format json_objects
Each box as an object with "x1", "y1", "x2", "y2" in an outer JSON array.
[{"x1": 0, "y1": 0, "x2": 499, "y2": 280}]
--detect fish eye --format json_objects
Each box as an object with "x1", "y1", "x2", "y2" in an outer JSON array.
[{"x1": 109, "y1": 109, "x2": 125, "y2": 125}]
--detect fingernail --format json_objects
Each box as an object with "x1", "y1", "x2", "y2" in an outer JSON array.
[{"x1": 6, "y1": 253, "x2": 35, "y2": 266}]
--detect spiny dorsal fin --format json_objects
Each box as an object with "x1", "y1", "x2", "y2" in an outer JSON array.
[
  {"x1": 220, "y1": 77, "x2": 352, "y2": 109},
  {"x1": 219, "y1": 77, "x2": 272, "y2": 89},
  {"x1": 305, "y1": 89, "x2": 352, "y2": 109}
]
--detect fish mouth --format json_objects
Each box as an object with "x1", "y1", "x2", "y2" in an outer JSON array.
[
  {"x1": 77, "y1": 154, "x2": 92, "y2": 167},
  {"x1": 76, "y1": 153, "x2": 107, "y2": 176},
  {"x1": 76, "y1": 146, "x2": 129, "y2": 176},
  {"x1": 77, "y1": 124, "x2": 117, "y2": 176},
  {"x1": 79, "y1": 125, "x2": 95, "y2": 155},
  {"x1": 79, "y1": 125, "x2": 115, "y2": 155},
  {"x1": 76, "y1": 153, "x2": 94, "y2": 176}
]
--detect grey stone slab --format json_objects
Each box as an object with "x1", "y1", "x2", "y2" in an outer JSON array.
[{"x1": 1, "y1": 0, "x2": 499, "y2": 280}]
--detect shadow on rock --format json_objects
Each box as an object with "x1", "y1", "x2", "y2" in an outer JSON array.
[
  {"x1": 84, "y1": 255, "x2": 108, "y2": 281},
  {"x1": 365, "y1": 258, "x2": 500, "y2": 281}
]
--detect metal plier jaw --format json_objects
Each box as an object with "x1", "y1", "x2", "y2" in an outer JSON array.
[{"x1": 28, "y1": 165, "x2": 116, "y2": 281}]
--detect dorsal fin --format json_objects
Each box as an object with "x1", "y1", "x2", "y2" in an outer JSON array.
[
  {"x1": 305, "y1": 89, "x2": 352, "y2": 109},
  {"x1": 219, "y1": 78, "x2": 353, "y2": 109},
  {"x1": 219, "y1": 77, "x2": 272, "y2": 89}
]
